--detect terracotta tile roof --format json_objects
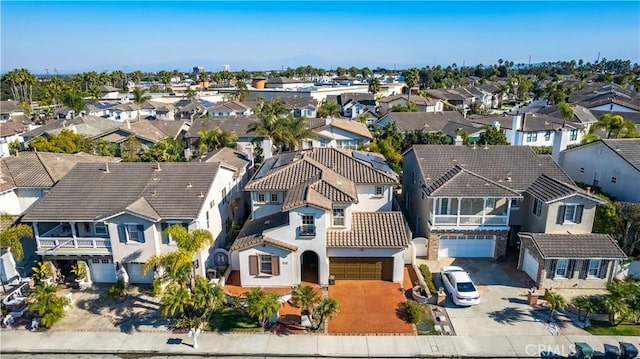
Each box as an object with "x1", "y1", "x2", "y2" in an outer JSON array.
[
  {"x1": 327, "y1": 212, "x2": 409, "y2": 248},
  {"x1": 378, "y1": 112, "x2": 469, "y2": 134},
  {"x1": 379, "y1": 94, "x2": 438, "y2": 106},
  {"x1": 527, "y1": 174, "x2": 603, "y2": 204},
  {"x1": 0, "y1": 120, "x2": 29, "y2": 138},
  {"x1": 520, "y1": 232, "x2": 626, "y2": 259},
  {"x1": 425, "y1": 165, "x2": 522, "y2": 197},
  {"x1": 150, "y1": 120, "x2": 189, "y2": 138},
  {"x1": 22, "y1": 162, "x2": 220, "y2": 221},
  {"x1": 306, "y1": 118, "x2": 326, "y2": 131},
  {"x1": 0, "y1": 101, "x2": 23, "y2": 114},
  {"x1": 408, "y1": 145, "x2": 574, "y2": 192}
]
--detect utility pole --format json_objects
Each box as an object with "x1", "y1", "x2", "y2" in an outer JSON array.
[
  {"x1": 528, "y1": 55, "x2": 532, "y2": 68},
  {"x1": 596, "y1": 52, "x2": 601, "y2": 63}
]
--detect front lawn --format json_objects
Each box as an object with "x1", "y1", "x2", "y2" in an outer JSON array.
[
  {"x1": 208, "y1": 306, "x2": 262, "y2": 332},
  {"x1": 586, "y1": 321, "x2": 640, "y2": 336}
]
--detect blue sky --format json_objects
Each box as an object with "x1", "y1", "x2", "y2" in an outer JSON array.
[{"x1": 1, "y1": 1, "x2": 639, "y2": 74}]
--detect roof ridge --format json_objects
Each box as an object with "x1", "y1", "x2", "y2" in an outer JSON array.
[
  {"x1": 246, "y1": 153, "x2": 316, "y2": 189},
  {"x1": 458, "y1": 167, "x2": 522, "y2": 195},
  {"x1": 425, "y1": 165, "x2": 464, "y2": 194},
  {"x1": 336, "y1": 148, "x2": 397, "y2": 181},
  {"x1": 34, "y1": 150, "x2": 58, "y2": 183}
]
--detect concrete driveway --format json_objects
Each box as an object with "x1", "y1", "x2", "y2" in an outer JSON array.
[{"x1": 431, "y1": 258, "x2": 562, "y2": 337}]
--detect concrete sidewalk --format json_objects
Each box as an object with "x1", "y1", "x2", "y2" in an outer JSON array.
[{"x1": 1, "y1": 330, "x2": 638, "y2": 358}]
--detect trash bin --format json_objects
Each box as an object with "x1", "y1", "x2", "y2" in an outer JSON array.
[
  {"x1": 575, "y1": 342, "x2": 594, "y2": 359},
  {"x1": 328, "y1": 275, "x2": 335, "y2": 285},
  {"x1": 605, "y1": 344, "x2": 621, "y2": 359},
  {"x1": 620, "y1": 342, "x2": 638, "y2": 359}
]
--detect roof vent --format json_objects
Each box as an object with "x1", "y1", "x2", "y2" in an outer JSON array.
[
  {"x1": 483, "y1": 144, "x2": 489, "y2": 150},
  {"x1": 104, "y1": 163, "x2": 110, "y2": 173},
  {"x1": 155, "y1": 162, "x2": 162, "y2": 171},
  {"x1": 199, "y1": 191, "x2": 205, "y2": 198},
  {"x1": 506, "y1": 176, "x2": 512, "y2": 182},
  {"x1": 472, "y1": 143, "x2": 477, "y2": 150},
  {"x1": 187, "y1": 182, "x2": 193, "y2": 188},
  {"x1": 152, "y1": 190, "x2": 157, "y2": 197}
]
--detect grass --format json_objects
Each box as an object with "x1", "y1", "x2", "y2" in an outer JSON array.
[
  {"x1": 586, "y1": 320, "x2": 640, "y2": 336},
  {"x1": 208, "y1": 306, "x2": 262, "y2": 332}
]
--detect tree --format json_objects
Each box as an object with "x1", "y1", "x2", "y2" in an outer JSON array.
[
  {"x1": 196, "y1": 126, "x2": 238, "y2": 155},
  {"x1": 189, "y1": 276, "x2": 225, "y2": 324},
  {"x1": 368, "y1": 77, "x2": 381, "y2": 97},
  {"x1": 557, "y1": 102, "x2": 574, "y2": 125},
  {"x1": 614, "y1": 202, "x2": 640, "y2": 255},
  {"x1": 160, "y1": 284, "x2": 192, "y2": 317},
  {"x1": 292, "y1": 285, "x2": 320, "y2": 315},
  {"x1": 235, "y1": 81, "x2": 249, "y2": 102},
  {"x1": 478, "y1": 126, "x2": 509, "y2": 145},
  {"x1": 28, "y1": 283, "x2": 70, "y2": 328},
  {"x1": 313, "y1": 297, "x2": 340, "y2": 331},
  {"x1": 119, "y1": 135, "x2": 142, "y2": 162},
  {"x1": 0, "y1": 213, "x2": 32, "y2": 261},
  {"x1": 590, "y1": 113, "x2": 638, "y2": 139},
  {"x1": 28, "y1": 129, "x2": 92, "y2": 154},
  {"x1": 245, "y1": 289, "x2": 280, "y2": 328},
  {"x1": 61, "y1": 92, "x2": 87, "y2": 116},
  {"x1": 282, "y1": 116, "x2": 317, "y2": 150},
  {"x1": 144, "y1": 138, "x2": 184, "y2": 162},
  {"x1": 404, "y1": 68, "x2": 420, "y2": 101},
  {"x1": 132, "y1": 88, "x2": 151, "y2": 122},
  {"x1": 389, "y1": 102, "x2": 417, "y2": 112},
  {"x1": 317, "y1": 101, "x2": 341, "y2": 118},
  {"x1": 602, "y1": 278, "x2": 640, "y2": 325},
  {"x1": 543, "y1": 291, "x2": 567, "y2": 323}
]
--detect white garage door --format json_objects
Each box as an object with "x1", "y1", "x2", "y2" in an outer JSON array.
[
  {"x1": 127, "y1": 263, "x2": 154, "y2": 284},
  {"x1": 438, "y1": 235, "x2": 496, "y2": 258},
  {"x1": 523, "y1": 249, "x2": 539, "y2": 282},
  {"x1": 89, "y1": 259, "x2": 117, "y2": 283}
]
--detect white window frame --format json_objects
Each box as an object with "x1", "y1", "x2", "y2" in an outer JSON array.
[
  {"x1": 563, "y1": 204, "x2": 578, "y2": 223},
  {"x1": 256, "y1": 193, "x2": 266, "y2": 203},
  {"x1": 526, "y1": 132, "x2": 537, "y2": 142},
  {"x1": 437, "y1": 198, "x2": 451, "y2": 215},
  {"x1": 374, "y1": 186, "x2": 384, "y2": 197},
  {"x1": 485, "y1": 198, "x2": 496, "y2": 209},
  {"x1": 532, "y1": 198, "x2": 542, "y2": 217},
  {"x1": 259, "y1": 254, "x2": 272, "y2": 275},
  {"x1": 555, "y1": 259, "x2": 568, "y2": 278},
  {"x1": 270, "y1": 192, "x2": 279, "y2": 203},
  {"x1": 569, "y1": 129, "x2": 578, "y2": 141},
  {"x1": 124, "y1": 224, "x2": 141, "y2": 243},
  {"x1": 587, "y1": 259, "x2": 601, "y2": 278},
  {"x1": 332, "y1": 208, "x2": 345, "y2": 227},
  {"x1": 94, "y1": 222, "x2": 107, "y2": 235}
]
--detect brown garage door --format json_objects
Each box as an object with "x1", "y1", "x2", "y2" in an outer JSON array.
[{"x1": 329, "y1": 257, "x2": 393, "y2": 281}]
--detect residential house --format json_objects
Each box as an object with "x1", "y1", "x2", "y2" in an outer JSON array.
[
  {"x1": 326, "y1": 93, "x2": 377, "y2": 119},
  {"x1": 0, "y1": 120, "x2": 33, "y2": 158},
  {"x1": 22, "y1": 162, "x2": 237, "y2": 284},
  {"x1": 265, "y1": 77, "x2": 305, "y2": 89},
  {"x1": 537, "y1": 104, "x2": 599, "y2": 132},
  {"x1": 378, "y1": 94, "x2": 444, "y2": 114},
  {"x1": 305, "y1": 117, "x2": 373, "y2": 149},
  {"x1": 176, "y1": 100, "x2": 208, "y2": 121},
  {"x1": 425, "y1": 89, "x2": 475, "y2": 114},
  {"x1": 0, "y1": 101, "x2": 27, "y2": 123},
  {"x1": 208, "y1": 101, "x2": 252, "y2": 117},
  {"x1": 333, "y1": 75, "x2": 360, "y2": 86},
  {"x1": 376, "y1": 112, "x2": 483, "y2": 143},
  {"x1": 229, "y1": 147, "x2": 409, "y2": 287},
  {"x1": 100, "y1": 85, "x2": 121, "y2": 100},
  {"x1": 0, "y1": 152, "x2": 120, "y2": 216},
  {"x1": 556, "y1": 138, "x2": 640, "y2": 202},
  {"x1": 465, "y1": 87, "x2": 493, "y2": 109},
  {"x1": 280, "y1": 97, "x2": 318, "y2": 118},
  {"x1": 185, "y1": 116, "x2": 274, "y2": 162},
  {"x1": 402, "y1": 143, "x2": 622, "y2": 289}
]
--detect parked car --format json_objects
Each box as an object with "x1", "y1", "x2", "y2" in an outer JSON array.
[{"x1": 440, "y1": 266, "x2": 480, "y2": 306}]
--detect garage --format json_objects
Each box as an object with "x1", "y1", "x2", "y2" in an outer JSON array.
[
  {"x1": 438, "y1": 234, "x2": 496, "y2": 258},
  {"x1": 126, "y1": 263, "x2": 154, "y2": 284},
  {"x1": 329, "y1": 257, "x2": 393, "y2": 281},
  {"x1": 89, "y1": 258, "x2": 117, "y2": 283},
  {"x1": 522, "y1": 249, "x2": 539, "y2": 282}
]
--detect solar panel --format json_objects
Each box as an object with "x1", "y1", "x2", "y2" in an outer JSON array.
[{"x1": 352, "y1": 151, "x2": 393, "y2": 173}]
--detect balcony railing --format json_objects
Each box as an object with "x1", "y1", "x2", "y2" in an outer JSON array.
[
  {"x1": 37, "y1": 237, "x2": 111, "y2": 250},
  {"x1": 432, "y1": 215, "x2": 508, "y2": 227},
  {"x1": 298, "y1": 225, "x2": 316, "y2": 238}
]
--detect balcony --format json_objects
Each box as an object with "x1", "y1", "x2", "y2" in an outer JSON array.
[
  {"x1": 298, "y1": 225, "x2": 316, "y2": 238},
  {"x1": 35, "y1": 221, "x2": 112, "y2": 255},
  {"x1": 429, "y1": 197, "x2": 512, "y2": 229},
  {"x1": 431, "y1": 214, "x2": 509, "y2": 227}
]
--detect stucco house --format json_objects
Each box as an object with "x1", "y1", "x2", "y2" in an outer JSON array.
[
  {"x1": 376, "y1": 112, "x2": 483, "y2": 144},
  {"x1": 378, "y1": 95, "x2": 444, "y2": 114},
  {"x1": 22, "y1": 162, "x2": 237, "y2": 284},
  {"x1": 305, "y1": 117, "x2": 373, "y2": 149},
  {"x1": 229, "y1": 147, "x2": 410, "y2": 287},
  {"x1": 402, "y1": 143, "x2": 621, "y2": 289},
  {"x1": 207, "y1": 101, "x2": 252, "y2": 117},
  {"x1": 280, "y1": 97, "x2": 318, "y2": 118},
  {"x1": 556, "y1": 138, "x2": 640, "y2": 202}
]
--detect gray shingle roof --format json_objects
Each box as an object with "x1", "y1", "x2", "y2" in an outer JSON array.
[
  {"x1": 230, "y1": 212, "x2": 295, "y2": 252},
  {"x1": 601, "y1": 139, "x2": 640, "y2": 172},
  {"x1": 426, "y1": 165, "x2": 522, "y2": 197},
  {"x1": 378, "y1": 112, "x2": 468, "y2": 134},
  {"x1": 186, "y1": 116, "x2": 262, "y2": 138},
  {"x1": 230, "y1": 235, "x2": 298, "y2": 252},
  {"x1": 22, "y1": 162, "x2": 220, "y2": 221},
  {"x1": 408, "y1": 145, "x2": 574, "y2": 192},
  {"x1": 198, "y1": 147, "x2": 250, "y2": 177},
  {"x1": 527, "y1": 174, "x2": 603, "y2": 204},
  {"x1": 327, "y1": 212, "x2": 409, "y2": 248},
  {"x1": 521, "y1": 233, "x2": 626, "y2": 259}
]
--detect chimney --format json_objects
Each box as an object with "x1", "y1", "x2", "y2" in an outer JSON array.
[
  {"x1": 493, "y1": 121, "x2": 500, "y2": 131},
  {"x1": 454, "y1": 135, "x2": 463, "y2": 146},
  {"x1": 126, "y1": 119, "x2": 131, "y2": 129},
  {"x1": 325, "y1": 116, "x2": 332, "y2": 126},
  {"x1": 586, "y1": 186, "x2": 592, "y2": 194},
  {"x1": 552, "y1": 127, "x2": 570, "y2": 164}
]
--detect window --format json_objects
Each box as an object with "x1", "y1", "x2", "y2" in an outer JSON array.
[
  {"x1": 257, "y1": 193, "x2": 266, "y2": 203},
  {"x1": 302, "y1": 215, "x2": 314, "y2": 226},
  {"x1": 555, "y1": 259, "x2": 568, "y2": 277},
  {"x1": 270, "y1": 193, "x2": 279, "y2": 203},
  {"x1": 125, "y1": 224, "x2": 143, "y2": 243},
  {"x1": 332, "y1": 208, "x2": 345, "y2": 226},
  {"x1": 587, "y1": 259, "x2": 601, "y2": 278},
  {"x1": 374, "y1": 186, "x2": 384, "y2": 197},
  {"x1": 544, "y1": 131, "x2": 552, "y2": 141},
  {"x1": 564, "y1": 204, "x2": 578, "y2": 223},
  {"x1": 485, "y1": 198, "x2": 496, "y2": 209},
  {"x1": 593, "y1": 171, "x2": 600, "y2": 186},
  {"x1": 569, "y1": 129, "x2": 578, "y2": 141},
  {"x1": 526, "y1": 132, "x2": 538, "y2": 142},
  {"x1": 259, "y1": 255, "x2": 272, "y2": 275},
  {"x1": 209, "y1": 200, "x2": 214, "y2": 209},
  {"x1": 580, "y1": 167, "x2": 584, "y2": 173},
  {"x1": 437, "y1": 198, "x2": 450, "y2": 215},
  {"x1": 221, "y1": 188, "x2": 227, "y2": 204},
  {"x1": 611, "y1": 177, "x2": 617, "y2": 184},
  {"x1": 510, "y1": 198, "x2": 521, "y2": 209},
  {"x1": 94, "y1": 222, "x2": 107, "y2": 235},
  {"x1": 532, "y1": 198, "x2": 542, "y2": 217}
]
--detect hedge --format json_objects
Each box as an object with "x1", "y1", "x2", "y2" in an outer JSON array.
[{"x1": 419, "y1": 264, "x2": 438, "y2": 294}]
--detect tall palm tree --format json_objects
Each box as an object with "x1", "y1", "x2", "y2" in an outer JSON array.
[
  {"x1": 543, "y1": 291, "x2": 567, "y2": 323},
  {"x1": 0, "y1": 213, "x2": 32, "y2": 261},
  {"x1": 404, "y1": 68, "x2": 420, "y2": 102},
  {"x1": 61, "y1": 92, "x2": 87, "y2": 117},
  {"x1": 246, "y1": 289, "x2": 280, "y2": 328},
  {"x1": 313, "y1": 297, "x2": 340, "y2": 331},
  {"x1": 132, "y1": 87, "x2": 151, "y2": 122},
  {"x1": 317, "y1": 101, "x2": 341, "y2": 119},
  {"x1": 160, "y1": 284, "x2": 192, "y2": 317},
  {"x1": 590, "y1": 113, "x2": 637, "y2": 139},
  {"x1": 292, "y1": 285, "x2": 320, "y2": 316},
  {"x1": 197, "y1": 126, "x2": 238, "y2": 155},
  {"x1": 282, "y1": 116, "x2": 317, "y2": 151},
  {"x1": 28, "y1": 283, "x2": 70, "y2": 328},
  {"x1": 557, "y1": 102, "x2": 574, "y2": 125},
  {"x1": 368, "y1": 77, "x2": 381, "y2": 97}
]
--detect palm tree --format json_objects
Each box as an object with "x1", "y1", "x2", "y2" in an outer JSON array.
[
  {"x1": 571, "y1": 295, "x2": 599, "y2": 322},
  {"x1": 132, "y1": 87, "x2": 151, "y2": 122},
  {"x1": 590, "y1": 113, "x2": 637, "y2": 139},
  {"x1": 28, "y1": 283, "x2": 70, "y2": 328},
  {"x1": 246, "y1": 289, "x2": 280, "y2": 328},
  {"x1": 191, "y1": 276, "x2": 225, "y2": 321},
  {"x1": 543, "y1": 291, "x2": 567, "y2": 323},
  {"x1": 557, "y1": 102, "x2": 574, "y2": 125},
  {"x1": 160, "y1": 284, "x2": 192, "y2": 317},
  {"x1": 0, "y1": 213, "x2": 32, "y2": 261},
  {"x1": 317, "y1": 101, "x2": 341, "y2": 119},
  {"x1": 282, "y1": 116, "x2": 317, "y2": 150},
  {"x1": 61, "y1": 91, "x2": 87, "y2": 117},
  {"x1": 312, "y1": 297, "x2": 340, "y2": 331},
  {"x1": 292, "y1": 285, "x2": 320, "y2": 316},
  {"x1": 197, "y1": 126, "x2": 238, "y2": 155},
  {"x1": 404, "y1": 68, "x2": 420, "y2": 102},
  {"x1": 368, "y1": 77, "x2": 381, "y2": 97}
]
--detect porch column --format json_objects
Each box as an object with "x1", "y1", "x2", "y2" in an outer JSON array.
[
  {"x1": 33, "y1": 223, "x2": 40, "y2": 237},
  {"x1": 506, "y1": 198, "x2": 513, "y2": 224},
  {"x1": 456, "y1": 198, "x2": 461, "y2": 226},
  {"x1": 482, "y1": 198, "x2": 487, "y2": 225},
  {"x1": 70, "y1": 223, "x2": 78, "y2": 248},
  {"x1": 432, "y1": 197, "x2": 437, "y2": 224}
]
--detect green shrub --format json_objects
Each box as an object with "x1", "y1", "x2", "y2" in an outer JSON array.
[
  {"x1": 108, "y1": 281, "x2": 128, "y2": 299},
  {"x1": 419, "y1": 264, "x2": 437, "y2": 294},
  {"x1": 151, "y1": 277, "x2": 163, "y2": 297},
  {"x1": 406, "y1": 300, "x2": 423, "y2": 323}
]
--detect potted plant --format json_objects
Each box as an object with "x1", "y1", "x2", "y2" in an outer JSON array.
[
  {"x1": 411, "y1": 281, "x2": 429, "y2": 304},
  {"x1": 32, "y1": 261, "x2": 54, "y2": 285},
  {"x1": 71, "y1": 262, "x2": 88, "y2": 285}
]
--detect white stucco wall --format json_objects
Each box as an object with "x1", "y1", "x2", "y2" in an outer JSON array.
[
  {"x1": 352, "y1": 184, "x2": 392, "y2": 212},
  {"x1": 237, "y1": 246, "x2": 294, "y2": 287},
  {"x1": 0, "y1": 190, "x2": 22, "y2": 215},
  {"x1": 590, "y1": 104, "x2": 638, "y2": 113}
]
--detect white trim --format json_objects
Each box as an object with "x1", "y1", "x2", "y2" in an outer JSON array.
[
  {"x1": 94, "y1": 222, "x2": 107, "y2": 235},
  {"x1": 562, "y1": 203, "x2": 579, "y2": 224}
]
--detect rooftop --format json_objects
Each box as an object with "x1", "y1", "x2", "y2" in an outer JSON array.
[
  {"x1": 521, "y1": 233, "x2": 626, "y2": 259},
  {"x1": 327, "y1": 212, "x2": 409, "y2": 248}
]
